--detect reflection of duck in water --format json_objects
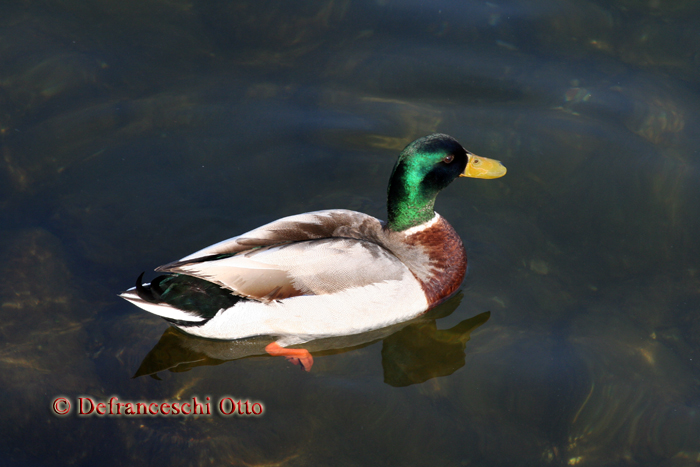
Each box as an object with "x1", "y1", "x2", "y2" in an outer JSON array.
[
  {"x1": 121, "y1": 134, "x2": 506, "y2": 371},
  {"x1": 134, "y1": 292, "x2": 490, "y2": 387}
]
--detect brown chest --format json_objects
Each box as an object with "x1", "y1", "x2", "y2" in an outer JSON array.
[{"x1": 404, "y1": 217, "x2": 467, "y2": 306}]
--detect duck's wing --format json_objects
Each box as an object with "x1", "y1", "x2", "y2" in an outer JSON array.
[
  {"x1": 155, "y1": 210, "x2": 409, "y2": 303},
  {"x1": 158, "y1": 237, "x2": 409, "y2": 302},
  {"x1": 172, "y1": 210, "x2": 383, "y2": 262}
]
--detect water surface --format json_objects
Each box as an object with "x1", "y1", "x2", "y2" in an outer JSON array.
[{"x1": 1, "y1": 1, "x2": 700, "y2": 465}]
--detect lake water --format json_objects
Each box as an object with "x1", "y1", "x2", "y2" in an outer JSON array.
[{"x1": 2, "y1": 1, "x2": 700, "y2": 466}]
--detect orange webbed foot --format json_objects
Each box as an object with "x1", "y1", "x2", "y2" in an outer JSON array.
[{"x1": 265, "y1": 342, "x2": 314, "y2": 372}]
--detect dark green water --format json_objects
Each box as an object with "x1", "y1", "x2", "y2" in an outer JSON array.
[{"x1": 2, "y1": 1, "x2": 700, "y2": 465}]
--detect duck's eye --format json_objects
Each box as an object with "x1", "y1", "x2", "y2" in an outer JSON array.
[{"x1": 443, "y1": 155, "x2": 454, "y2": 164}]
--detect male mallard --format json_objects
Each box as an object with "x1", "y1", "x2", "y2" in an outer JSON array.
[{"x1": 121, "y1": 134, "x2": 506, "y2": 370}]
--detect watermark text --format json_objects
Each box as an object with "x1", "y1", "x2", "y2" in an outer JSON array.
[{"x1": 51, "y1": 396, "x2": 265, "y2": 417}]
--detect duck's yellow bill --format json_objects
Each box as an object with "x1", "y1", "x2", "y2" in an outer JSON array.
[{"x1": 460, "y1": 154, "x2": 507, "y2": 179}]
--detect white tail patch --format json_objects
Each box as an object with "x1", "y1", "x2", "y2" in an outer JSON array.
[{"x1": 120, "y1": 287, "x2": 209, "y2": 323}]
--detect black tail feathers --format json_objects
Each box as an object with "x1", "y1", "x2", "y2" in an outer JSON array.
[
  {"x1": 135, "y1": 272, "x2": 167, "y2": 303},
  {"x1": 133, "y1": 272, "x2": 245, "y2": 320}
]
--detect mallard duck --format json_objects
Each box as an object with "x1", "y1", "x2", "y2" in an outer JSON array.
[{"x1": 121, "y1": 134, "x2": 506, "y2": 370}]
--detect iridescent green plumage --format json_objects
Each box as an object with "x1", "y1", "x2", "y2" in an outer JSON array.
[{"x1": 386, "y1": 134, "x2": 469, "y2": 231}]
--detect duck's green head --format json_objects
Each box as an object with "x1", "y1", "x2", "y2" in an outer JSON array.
[{"x1": 386, "y1": 134, "x2": 506, "y2": 232}]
